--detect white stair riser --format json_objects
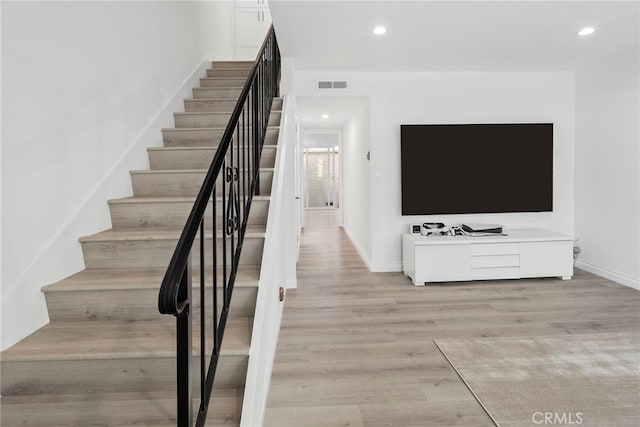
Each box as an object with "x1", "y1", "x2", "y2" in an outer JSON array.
[
  {"x1": 193, "y1": 88, "x2": 242, "y2": 99},
  {"x1": 131, "y1": 170, "x2": 273, "y2": 197},
  {"x1": 45, "y1": 286, "x2": 257, "y2": 321},
  {"x1": 162, "y1": 128, "x2": 279, "y2": 148},
  {"x1": 1, "y1": 355, "x2": 247, "y2": 396},
  {"x1": 109, "y1": 199, "x2": 269, "y2": 229},
  {"x1": 81, "y1": 236, "x2": 264, "y2": 269},
  {"x1": 148, "y1": 147, "x2": 276, "y2": 170}
]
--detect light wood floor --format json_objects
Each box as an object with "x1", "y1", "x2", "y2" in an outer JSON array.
[{"x1": 264, "y1": 209, "x2": 640, "y2": 427}]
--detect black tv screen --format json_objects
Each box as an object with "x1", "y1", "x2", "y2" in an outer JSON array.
[{"x1": 401, "y1": 123, "x2": 553, "y2": 215}]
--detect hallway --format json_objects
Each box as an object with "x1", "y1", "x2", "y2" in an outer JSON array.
[
  {"x1": 264, "y1": 210, "x2": 639, "y2": 426},
  {"x1": 264, "y1": 210, "x2": 490, "y2": 426}
]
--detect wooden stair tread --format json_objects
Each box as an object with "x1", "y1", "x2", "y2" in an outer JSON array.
[
  {"x1": 207, "y1": 67, "x2": 251, "y2": 72},
  {"x1": 108, "y1": 195, "x2": 270, "y2": 204},
  {"x1": 193, "y1": 86, "x2": 243, "y2": 90},
  {"x1": 184, "y1": 97, "x2": 245, "y2": 100},
  {"x1": 130, "y1": 167, "x2": 275, "y2": 174},
  {"x1": 79, "y1": 224, "x2": 267, "y2": 243},
  {"x1": 1, "y1": 317, "x2": 252, "y2": 362},
  {"x1": 183, "y1": 97, "x2": 282, "y2": 107},
  {"x1": 211, "y1": 60, "x2": 254, "y2": 66},
  {"x1": 41, "y1": 266, "x2": 260, "y2": 293},
  {"x1": 175, "y1": 111, "x2": 236, "y2": 116},
  {"x1": 2, "y1": 387, "x2": 242, "y2": 426},
  {"x1": 175, "y1": 109, "x2": 281, "y2": 114},
  {"x1": 147, "y1": 145, "x2": 277, "y2": 151},
  {"x1": 193, "y1": 86, "x2": 244, "y2": 89},
  {"x1": 161, "y1": 125, "x2": 281, "y2": 131},
  {"x1": 200, "y1": 76, "x2": 248, "y2": 80}
]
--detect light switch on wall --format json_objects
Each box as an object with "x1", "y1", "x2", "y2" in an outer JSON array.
[{"x1": 375, "y1": 171, "x2": 381, "y2": 181}]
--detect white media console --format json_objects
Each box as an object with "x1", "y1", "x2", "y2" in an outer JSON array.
[{"x1": 402, "y1": 229, "x2": 573, "y2": 286}]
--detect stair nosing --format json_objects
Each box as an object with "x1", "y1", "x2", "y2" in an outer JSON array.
[
  {"x1": 130, "y1": 167, "x2": 275, "y2": 174},
  {"x1": 147, "y1": 145, "x2": 277, "y2": 151},
  {"x1": 107, "y1": 195, "x2": 270, "y2": 204},
  {"x1": 206, "y1": 68, "x2": 252, "y2": 72},
  {"x1": 193, "y1": 87, "x2": 244, "y2": 90},
  {"x1": 174, "y1": 112, "x2": 235, "y2": 116},
  {"x1": 184, "y1": 98, "x2": 239, "y2": 101},
  {"x1": 41, "y1": 267, "x2": 260, "y2": 293},
  {"x1": 79, "y1": 227, "x2": 267, "y2": 243},
  {"x1": 161, "y1": 126, "x2": 280, "y2": 131},
  {"x1": 200, "y1": 77, "x2": 248, "y2": 80},
  {"x1": 1, "y1": 319, "x2": 251, "y2": 362}
]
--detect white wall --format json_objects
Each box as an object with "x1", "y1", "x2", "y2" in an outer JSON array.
[
  {"x1": 197, "y1": 0, "x2": 236, "y2": 61},
  {"x1": 302, "y1": 132, "x2": 339, "y2": 148},
  {"x1": 241, "y1": 95, "x2": 298, "y2": 426},
  {"x1": 293, "y1": 70, "x2": 575, "y2": 271},
  {"x1": 341, "y1": 102, "x2": 372, "y2": 266},
  {"x1": 575, "y1": 46, "x2": 640, "y2": 289},
  {"x1": 1, "y1": 1, "x2": 228, "y2": 349}
]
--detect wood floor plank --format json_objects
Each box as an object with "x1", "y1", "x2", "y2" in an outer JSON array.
[{"x1": 265, "y1": 209, "x2": 640, "y2": 426}]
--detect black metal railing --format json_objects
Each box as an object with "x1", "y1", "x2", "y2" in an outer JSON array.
[{"x1": 158, "y1": 26, "x2": 280, "y2": 427}]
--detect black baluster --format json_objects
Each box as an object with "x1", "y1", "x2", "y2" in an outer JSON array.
[
  {"x1": 199, "y1": 219, "x2": 206, "y2": 413},
  {"x1": 212, "y1": 185, "x2": 218, "y2": 356},
  {"x1": 176, "y1": 261, "x2": 192, "y2": 427}
]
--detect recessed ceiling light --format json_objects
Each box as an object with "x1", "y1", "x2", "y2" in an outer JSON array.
[
  {"x1": 577, "y1": 27, "x2": 595, "y2": 36},
  {"x1": 373, "y1": 26, "x2": 387, "y2": 36},
  {"x1": 322, "y1": 114, "x2": 329, "y2": 119}
]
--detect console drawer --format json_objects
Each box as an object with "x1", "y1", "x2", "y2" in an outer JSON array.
[
  {"x1": 471, "y1": 243, "x2": 520, "y2": 256},
  {"x1": 472, "y1": 266, "x2": 520, "y2": 280},
  {"x1": 471, "y1": 254, "x2": 520, "y2": 268}
]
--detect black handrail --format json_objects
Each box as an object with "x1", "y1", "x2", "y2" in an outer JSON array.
[{"x1": 158, "y1": 26, "x2": 280, "y2": 427}]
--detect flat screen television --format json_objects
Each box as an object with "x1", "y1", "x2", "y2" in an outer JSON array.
[{"x1": 401, "y1": 123, "x2": 553, "y2": 215}]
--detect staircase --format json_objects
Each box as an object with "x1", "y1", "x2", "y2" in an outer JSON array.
[{"x1": 1, "y1": 61, "x2": 282, "y2": 426}]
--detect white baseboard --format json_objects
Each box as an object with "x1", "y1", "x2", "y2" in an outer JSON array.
[
  {"x1": 370, "y1": 262, "x2": 403, "y2": 273},
  {"x1": 341, "y1": 226, "x2": 403, "y2": 273},
  {"x1": 342, "y1": 226, "x2": 372, "y2": 270},
  {"x1": 576, "y1": 259, "x2": 639, "y2": 291}
]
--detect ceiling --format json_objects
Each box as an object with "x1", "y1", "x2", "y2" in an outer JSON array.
[
  {"x1": 276, "y1": 1, "x2": 638, "y2": 131},
  {"x1": 297, "y1": 96, "x2": 368, "y2": 128},
  {"x1": 270, "y1": 0, "x2": 639, "y2": 71}
]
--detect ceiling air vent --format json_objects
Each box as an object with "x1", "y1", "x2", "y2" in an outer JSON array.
[{"x1": 317, "y1": 81, "x2": 348, "y2": 90}]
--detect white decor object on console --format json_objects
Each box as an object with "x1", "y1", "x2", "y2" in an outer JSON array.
[{"x1": 402, "y1": 229, "x2": 573, "y2": 286}]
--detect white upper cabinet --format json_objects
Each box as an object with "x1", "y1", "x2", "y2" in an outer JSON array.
[
  {"x1": 235, "y1": 0, "x2": 271, "y2": 59},
  {"x1": 235, "y1": 0, "x2": 269, "y2": 8}
]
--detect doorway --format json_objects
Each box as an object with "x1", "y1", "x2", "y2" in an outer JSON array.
[
  {"x1": 303, "y1": 146, "x2": 340, "y2": 209},
  {"x1": 301, "y1": 131, "x2": 342, "y2": 228}
]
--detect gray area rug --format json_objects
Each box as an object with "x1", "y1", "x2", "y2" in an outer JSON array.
[{"x1": 435, "y1": 333, "x2": 640, "y2": 427}]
